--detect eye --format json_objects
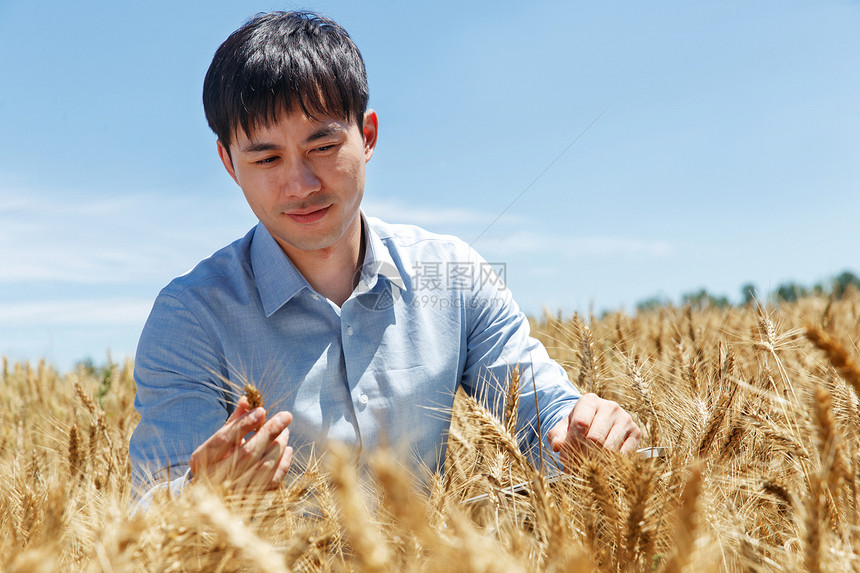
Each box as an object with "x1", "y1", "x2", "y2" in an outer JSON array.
[
  {"x1": 254, "y1": 156, "x2": 278, "y2": 165},
  {"x1": 313, "y1": 143, "x2": 339, "y2": 154}
]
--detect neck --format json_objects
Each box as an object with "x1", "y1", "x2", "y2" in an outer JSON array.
[{"x1": 281, "y1": 214, "x2": 365, "y2": 307}]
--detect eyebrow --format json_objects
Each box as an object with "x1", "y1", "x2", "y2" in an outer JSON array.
[
  {"x1": 304, "y1": 124, "x2": 345, "y2": 143},
  {"x1": 240, "y1": 141, "x2": 280, "y2": 153},
  {"x1": 239, "y1": 124, "x2": 345, "y2": 153}
]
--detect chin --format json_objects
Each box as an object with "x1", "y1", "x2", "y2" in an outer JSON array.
[{"x1": 280, "y1": 229, "x2": 340, "y2": 253}]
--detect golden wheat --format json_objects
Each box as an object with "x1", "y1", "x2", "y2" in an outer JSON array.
[{"x1": 3, "y1": 292, "x2": 860, "y2": 570}]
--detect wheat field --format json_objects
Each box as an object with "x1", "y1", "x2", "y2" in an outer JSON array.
[{"x1": 3, "y1": 291, "x2": 860, "y2": 572}]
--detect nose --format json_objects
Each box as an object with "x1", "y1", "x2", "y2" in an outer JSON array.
[{"x1": 282, "y1": 157, "x2": 321, "y2": 199}]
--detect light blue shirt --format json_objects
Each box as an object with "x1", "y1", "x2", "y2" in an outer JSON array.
[{"x1": 130, "y1": 214, "x2": 580, "y2": 490}]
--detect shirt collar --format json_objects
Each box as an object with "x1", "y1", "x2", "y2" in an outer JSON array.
[
  {"x1": 250, "y1": 222, "x2": 311, "y2": 318},
  {"x1": 250, "y1": 212, "x2": 408, "y2": 318},
  {"x1": 359, "y1": 212, "x2": 408, "y2": 295}
]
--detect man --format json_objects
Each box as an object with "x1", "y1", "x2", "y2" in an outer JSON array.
[{"x1": 129, "y1": 11, "x2": 639, "y2": 494}]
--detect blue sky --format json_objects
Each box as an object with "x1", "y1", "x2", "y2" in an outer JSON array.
[{"x1": 2, "y1": 0, "x2": 859, "y2": 370}]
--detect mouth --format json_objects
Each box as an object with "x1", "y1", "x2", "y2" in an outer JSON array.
[{"x1": 285, "y1": 205, "x2": 331, "y2": 224}]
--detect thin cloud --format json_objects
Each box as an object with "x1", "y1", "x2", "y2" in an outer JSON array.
[
  {"x1": 0, "y1": 183, "x2": 255, "y2": 284},
  {"x1": 360, "y1": 201, "x2": 675, "y2": 260},
  {"x1": 0, "y1": 298, "x2": 153, "y2": 326},
  {"x1": 478, "y1": 230, "x2": 675, "y2": 259},
  {"x1": 561, "y1": 236, "x2": 674, "y2": 258},
  {"x1": 363, "y1": 198, "x2": 522, "y2": 228}
]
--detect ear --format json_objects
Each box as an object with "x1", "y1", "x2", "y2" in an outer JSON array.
[
  {"x1": 216, "y1": 139, "x2": 240, "y2": 185},
  {"x1": 362, "y1": 110, "x2": 378, "y2": 162}
]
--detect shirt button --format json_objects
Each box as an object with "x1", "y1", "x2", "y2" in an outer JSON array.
[
  {"x1": 359, "y1": 394, "x2": 368, "y2": 405},
  {"x1": 311, "y1": 294, "x2": 319, "y2": 301},
  {"x1": 347, "y1": 325, "x2": 354, "y2": 336}
]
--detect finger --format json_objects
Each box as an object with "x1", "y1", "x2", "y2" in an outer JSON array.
[
  {"x1": 269, "y1": 417, "x2": 292, "y2": 451},
  {"x1": 194, "y1": 407, "x2": 265, "y2": 467},
  {"x1": 224, "y1": 406, "x2": 267, "y2": 443},
  {"x1": 189, "y1": 408, "x2": 260, "y2": 476},
  {"x1": 568, "y1": 394, "x2": 599, "y2": 438},
  {"x1": 242, "y1": 411, "x2": 292, "y2": 459},
  {"x1": 253, "y1": 425, "x2": 293, "y2": 489},
  {"x1": 620, "y1": 428, "x2": 641, "y2": 455},
  {"x1": 239, "y1": 443, "x2": 294, "y2": 492},
  {"x1": 548, "y1": 418, "x2": 569, "y2": 452},
  {"x1": 602, "y1": 422, "x2": 632, "y2": 452},
  {"x1": 226, "y1": 395, "x2": 252, "y2": 424},
  {"x1": 575, "y1": 403, "x2": 616, "y2": 447},
  {"x1": 197, "y1": 400, "x2": 248, "y2": 474},
  {"x1": 270, "y1": 446, "x2": 294, "y2": 488}
]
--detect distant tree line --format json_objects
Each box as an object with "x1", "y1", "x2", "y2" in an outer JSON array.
[{"x1": 636, "y1": 269, "x2": 860, "y2": 313}]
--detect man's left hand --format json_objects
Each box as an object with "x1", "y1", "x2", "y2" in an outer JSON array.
[{"x1": 547, "y1": 393, "x2": 640, "y2": 469}]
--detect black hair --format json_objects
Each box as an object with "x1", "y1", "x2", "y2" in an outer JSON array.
[{"x1": 203, "y1": 11, "x2": 369, "y2": 153}]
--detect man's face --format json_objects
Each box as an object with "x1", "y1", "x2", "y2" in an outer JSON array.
[{"x1": 218, "y1": 109, "x2": 378, "y2": 258}]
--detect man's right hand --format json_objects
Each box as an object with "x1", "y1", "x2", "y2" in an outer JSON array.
[{"x1": 189, "y1": 395, "x2": 293, "y2": 491}]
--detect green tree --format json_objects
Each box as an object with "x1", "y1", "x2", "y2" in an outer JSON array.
[
  {"x1": 636, "y1": 295, "x2": 670, "y2": 313},
  {"x1": 833, "y1": 270, "x2": 860, "y2": 298},
  {"x1": 682, "y1": 288, "x2": 729, "y2": 310},
  {"x1": 773, "y1": 281, "x2": 807, "y2": 303},
  {"x1": 740, "y1": 283, "x2": 757, "y2": 306}
]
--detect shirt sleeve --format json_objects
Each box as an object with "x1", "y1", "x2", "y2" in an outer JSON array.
[
  {"x1": 129, "y1": 291, "x2": 233, "y2": 495},
  {"x1": 458, "y1": 245, "x2": 580, "y2": 468}
]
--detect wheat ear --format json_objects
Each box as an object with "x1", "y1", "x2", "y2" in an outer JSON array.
[
  {"x1": 805, "y1": 324, "x2": 860, "y2": 399},
  {"x1": 328, "y1": 444, "x2": 391, "y2": 573},
  {"x1": 660, "y1": 464, "x2": 702, "y2": 573},
  {"x1": 503, "y1": 365, "x2": 521, "y2": 438},
  {"x1": 243, "y1": 383, "x2": 264, "y2": 410}
]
